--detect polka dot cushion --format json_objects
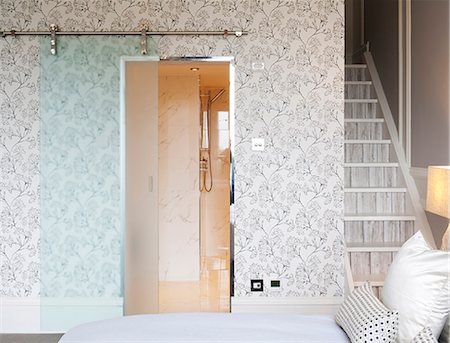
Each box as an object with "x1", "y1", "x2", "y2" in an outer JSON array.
[
  {"x1": 411, "y1": 327, "x2": 439, "y2": 343},
  {"x1": 335, "y1": 283, "x2": 399, "y2": 343}
]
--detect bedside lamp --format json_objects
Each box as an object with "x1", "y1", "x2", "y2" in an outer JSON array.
[{"x1": 426, "y1": 166, "x2": 450, "y2": 250}]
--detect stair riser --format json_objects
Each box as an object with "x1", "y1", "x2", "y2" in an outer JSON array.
[
  {"x1": 344, "y1": 84, "x2": 375, "y2": 99},
  {"x1": 345, "y1": 167, "x2": 398, "y2": 187},
  {"x1": 344, "y1": 193, "x2": 406, "y2": 214},
  {"x1": 345, "y1": 144, "x2": 390, "y2": 163},
  {"x1": 345, "y1": 221, "x2": 415, "y2": 244},
  {"x1": 344, "y1": 62, "x2": 419, "y2": 297},
  {"x1": 345, "y1": 68, "x2": 370, "y2": 81},
  {"x1": 345, "y1": 122, "x2": 384, "y2": 139},
  {"x1": 350, "y1": 252, "x2": 395, "y2": 278},
  {"x1": 345, "y1": 103, "x2": 378, "y2": 119}
]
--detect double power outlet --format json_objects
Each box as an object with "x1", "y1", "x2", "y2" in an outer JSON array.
[{"x1": 250, "y1": 279, "x2": 281, "y2": 292}]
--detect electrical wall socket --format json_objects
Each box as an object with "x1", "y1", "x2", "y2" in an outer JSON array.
[
  {"x1": 250, "y1": 279, "x2": 264, "y2": 292},
  {"x1": 270, "y1": 280, "x2": 281, "y2": 288}
]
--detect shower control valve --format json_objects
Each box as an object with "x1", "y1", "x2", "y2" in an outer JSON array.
[{"x1": 200, "y1": 158, "x2": 208, "y2": 172}]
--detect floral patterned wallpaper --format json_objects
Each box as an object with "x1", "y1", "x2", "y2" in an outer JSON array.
[
  {"x1": 0, "y1": 0, "x2": 345, "y2": 299},
  {"x1": 40, "y1": 36, "x2": 151, "y2": 297},
  {"x1": 0, "y1": 36, "x2": 40, "y2": 297}
]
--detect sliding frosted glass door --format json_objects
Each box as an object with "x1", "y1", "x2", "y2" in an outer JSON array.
[
  {"x1": 40, "y1": 36, "x2": 156, "y2": 331},
  {"x1": 122, "y1": 59, "x2": 159, "y2": 315}
]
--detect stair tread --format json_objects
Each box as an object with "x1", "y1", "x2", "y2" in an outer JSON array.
[
  {"x1": 344, "y1": 162, "x2": 399, "y2": 167},
  {"x1": 344, "y1": 60, "x2": 408, "y2": 290},
  {"x1": 353, "y1": 273, "x2": 386, "y2": 286},
  {"x1": 344, "y1": 118, "x2": 384, "y2": 123},
  {"x1": 345, "y1": 81, "x2": 372, "y2": 85},
  {"x1": 345, "y1": 64, "x2": 367, "y2": 68},
  {"x1": 345, "y1": 139, "x2": 391, "y2": 144},
  {"x1": 345, "y1": 99, "x2": 378, "y2": 103},
  {"x1": 344, "y1": 187, "x2": 407, "y2": 193},
  {"x1": 344, "y1": 213, "x2": 416, "y2": 221},
  {"x1": 347, "y1": 241, "x2": 403, "y2": 252}
]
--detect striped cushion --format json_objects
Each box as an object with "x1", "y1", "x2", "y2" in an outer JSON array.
[
  {"x1": 335, "y1": 283, "x2": 399, "y2": 343},
  {"x1": 411, "y1": 327, "x2": 439, "y2": 343}
]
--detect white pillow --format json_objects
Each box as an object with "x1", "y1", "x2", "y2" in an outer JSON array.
[
  {"x1": 381, "y1": 231, "x2": 450, "y2": 342},
  {"x1": 411, "y1": 327, "x2": 439, "y2": 343},
  {"x1": 439, "y1": 229, "x2": 450, "y2": 343},
  {"x1": 439, "y1": 317, "x2": 449, "y2": 343},
  {"x1": 336, "y1": 282, "x2": 399, "y2": 343},
  {"x1": 441, "y1": 227, "x2": 449, "y2": 251}
]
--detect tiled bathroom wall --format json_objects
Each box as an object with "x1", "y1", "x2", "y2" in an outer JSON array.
[
  {"x1": 158, "y1": 75, "x2": 201, "y2": 312},
  {"x1": 158, "y1": 75, "x2": 200, "y2": 283},
  {"x1": 200, "y1": 89, "x2": 231, "y2": 312},
  {"x1": 158, "y1": 75, "x2": 231, "y2": 313}
]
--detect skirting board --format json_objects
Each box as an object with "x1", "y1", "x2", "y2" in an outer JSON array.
[
  {"x1": 2, "y1": 296, "x2": 343, "y2": 332},
  {"x1": 0, "y1": 297, "x2": 41, "y2": 333},
  {"x1": 0, "y1": 297, "x2": 123, "y2": 333},
  {"x1": 231, "y1": 297, "x2": 344, "y2": 315}
]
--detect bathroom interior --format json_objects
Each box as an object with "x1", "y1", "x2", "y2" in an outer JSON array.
[{"x1": 124, "y1": 59, "x2": 233, "y2": 314}]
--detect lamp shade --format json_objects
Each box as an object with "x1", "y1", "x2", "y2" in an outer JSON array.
[{"x1": 426, "y1": 166, "x2": 450, "y2": 219}]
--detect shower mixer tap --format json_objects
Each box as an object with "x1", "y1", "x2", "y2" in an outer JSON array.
[
  {"x1": 200, "y1": 158, "x2": 208, "y2": 172},
  {"x1": 199, "y1": 88, "x2": 224, "y2": 193}
]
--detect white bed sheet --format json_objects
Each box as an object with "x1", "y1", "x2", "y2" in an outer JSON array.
[{"x1": 59, "y1": 313, "x2": 349, "y2": 342}]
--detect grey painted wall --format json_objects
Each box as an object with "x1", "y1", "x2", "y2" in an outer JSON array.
[
  {"x1": 361, "y1": 0, "x2": 450, "y2": 168},
  {"x1": 411, "y1": 0, "x2": 450, "y2": 247},
  {"x1": 411, "y1": 0, "x2": 450, "y2": 168},
  {"x1": 354, "y1": 0, "x2": 449, "y2": 246},
  {"x1": 345, "y1": 0, "x2": 363, "y2": 63},
  {"x1": 364, "y1": 0, "x2": 399, "y2": 127}
]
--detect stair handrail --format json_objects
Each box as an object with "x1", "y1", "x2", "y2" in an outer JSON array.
[
  {"x1": 363, "y1": 51, "x2": 436, "y2": 249},
  {"x1": 346, "y1": 41, "x2": 370, "y2": 62}
]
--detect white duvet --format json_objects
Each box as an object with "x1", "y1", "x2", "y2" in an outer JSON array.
[{"x1": 59, "y1": 313, "x2": 349, "y2": 342}]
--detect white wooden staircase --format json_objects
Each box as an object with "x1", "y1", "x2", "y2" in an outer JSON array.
[{"x1": 343, "y1": 55, "x2": 434, "y2": 297}]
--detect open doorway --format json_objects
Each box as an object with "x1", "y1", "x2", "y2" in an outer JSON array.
[{"x1": 122, "y1": 58, "x2": 234, "y2": 315}]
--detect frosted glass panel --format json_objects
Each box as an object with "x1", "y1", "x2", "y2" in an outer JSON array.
[
  {"x1": 123, "y1": 60, "x2": 159, "y2": 315},
  {"x1": 158, "y1": 75, "x2": 201, "y2": 312},
  {"x1": 158, "y1": 75, "x2": 200, "y2": 283},
  {"x1": 40, "y1": 36, "x2": 156, "y2": 331}
]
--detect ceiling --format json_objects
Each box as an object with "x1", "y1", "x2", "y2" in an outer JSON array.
[{"x1": 159, "y1": 61, "x2": 229, "y2": 89}]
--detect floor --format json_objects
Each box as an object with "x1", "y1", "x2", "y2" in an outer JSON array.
[{"x1": 0, "y1": 334, "x2": 63, "y2": 343}]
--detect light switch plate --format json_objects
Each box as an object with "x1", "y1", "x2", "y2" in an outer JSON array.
[
  {"x1": 251, "y1": 61, "x2": 265, "y2": 70},
  {"x1": 251, "y1": 138, "x2": 265, "y2": 151}
]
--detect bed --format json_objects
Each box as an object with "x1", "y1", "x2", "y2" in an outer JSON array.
[{"x1": 59, "y1": 313, "x2": 349, "y2": 342}]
